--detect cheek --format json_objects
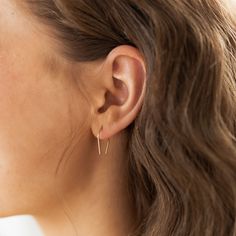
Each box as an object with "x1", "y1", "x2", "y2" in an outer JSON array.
[
  {"x1": 0, "y1": 57, "x2": 76, "y2": 216},
  {"x1": 0, "y1": 2, "x2": 91, "y2": 215}
]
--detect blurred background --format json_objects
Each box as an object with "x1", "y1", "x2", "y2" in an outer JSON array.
[{"x1": 0, "y1": 0, "x2": 235, "y2": 235}]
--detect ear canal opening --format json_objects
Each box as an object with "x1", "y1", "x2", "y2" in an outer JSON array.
[{"x1": 98, "y1": 78, "x2": 128, "y2": 113}]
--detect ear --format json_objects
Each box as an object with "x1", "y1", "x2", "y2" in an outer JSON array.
[{"x1": 91, "y1": 45, "x2": 147, "y2": 140}]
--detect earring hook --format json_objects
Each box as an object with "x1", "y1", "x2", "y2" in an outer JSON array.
[{"x1": 97, "y1": 125, "x2": 110, "y2": 156}]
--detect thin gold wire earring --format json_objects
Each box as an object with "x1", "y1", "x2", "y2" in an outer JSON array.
[{"x1": 97, "y1": 125, "x2": 110, "y2": 156}]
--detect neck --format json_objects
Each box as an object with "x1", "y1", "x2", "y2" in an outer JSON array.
[{"x1": 33, "y1": 134, "x2": 137, "y2": 236}]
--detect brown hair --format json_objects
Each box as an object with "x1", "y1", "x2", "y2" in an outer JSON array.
[{"x1": 22, "y1": 0, "x2": 236, "y2": 235}]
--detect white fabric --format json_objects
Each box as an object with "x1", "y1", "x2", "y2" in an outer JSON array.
[{"x1": 0, "y1": 215, "x2": 43, "y2": 236}]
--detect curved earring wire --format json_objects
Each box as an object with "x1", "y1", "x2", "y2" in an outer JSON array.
[{"x1": 97, "y1": 125, "x2": 110, "y2": 156}]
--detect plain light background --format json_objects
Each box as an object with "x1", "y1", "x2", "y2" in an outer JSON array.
[{"x1": 0, "y1": 0, "x2": 235, "y2": 235}]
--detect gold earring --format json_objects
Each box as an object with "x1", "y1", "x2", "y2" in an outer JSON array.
[{"x1": 97, "y1": 125, "x2": 110, "y2": 156}]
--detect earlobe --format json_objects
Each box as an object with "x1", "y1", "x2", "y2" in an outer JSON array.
[{"x1": 91, "y1": 45, "x2": 147, "y2": 140}]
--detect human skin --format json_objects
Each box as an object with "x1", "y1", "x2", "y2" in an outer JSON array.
[{"x1": 0, "y1": 0, "x2": 147, "y2": 235}]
